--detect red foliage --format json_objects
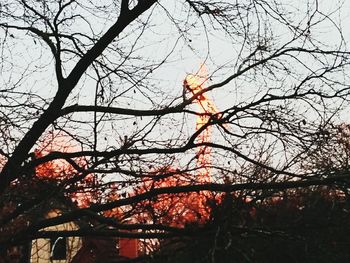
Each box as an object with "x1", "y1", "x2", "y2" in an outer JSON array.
[
  {"x1": 33, "y1": 132, "x2": 96, "y2": 208},
  {"x1": 34, "y1": 133, "x2": 82, "y2": 180},
  {"x1": 133, "y1": 167, "x2": 216, "y2": 227}
]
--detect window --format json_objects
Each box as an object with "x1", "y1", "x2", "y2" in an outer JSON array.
[{"x1": 50, "y1": 237, "x2": 67, "y2": 260}]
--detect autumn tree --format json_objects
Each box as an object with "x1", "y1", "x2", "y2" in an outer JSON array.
[{"x1": 1, "y1": 0, "x2": 350, "y2": 261}]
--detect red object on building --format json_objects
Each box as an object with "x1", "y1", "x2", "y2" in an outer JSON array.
[{"x1": 119, "y1": 238, "x2": 138, "y2": 258}]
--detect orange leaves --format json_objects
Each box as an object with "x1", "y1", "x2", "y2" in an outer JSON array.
[
  {"x1": 32, "y1": 132, "x2": 98, "y2": 208},
  {"x1": 34, "y1": 132, "x2": 83, "y2": 180},
  {"x1": 133, "y1": 167, "x2": 214, "y2": 227},
  {"x1": 34, "y1": 149, "x2": 76, "y2": 179}
]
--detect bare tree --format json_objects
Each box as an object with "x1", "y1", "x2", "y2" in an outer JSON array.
[{"x1": 1, "y1": 0, "x2": 350, "y2": 261}]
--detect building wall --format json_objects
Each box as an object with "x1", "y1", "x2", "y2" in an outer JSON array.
[{"x1": 30, "y1": 210, "x2": 82, "y2": 263}]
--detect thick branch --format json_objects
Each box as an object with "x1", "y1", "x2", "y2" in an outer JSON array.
[{"x1": 60, "y1": 104, "x2": 185, "y2": 117}]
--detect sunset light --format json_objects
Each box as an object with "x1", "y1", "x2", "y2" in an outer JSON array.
[{"x1": 2, "y1": 1, "x2": 350, "y2": 262}]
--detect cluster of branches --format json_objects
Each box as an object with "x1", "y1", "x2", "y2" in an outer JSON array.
[{"x1": 1, "y1": 0, "x2": 350, "y2": 260}]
